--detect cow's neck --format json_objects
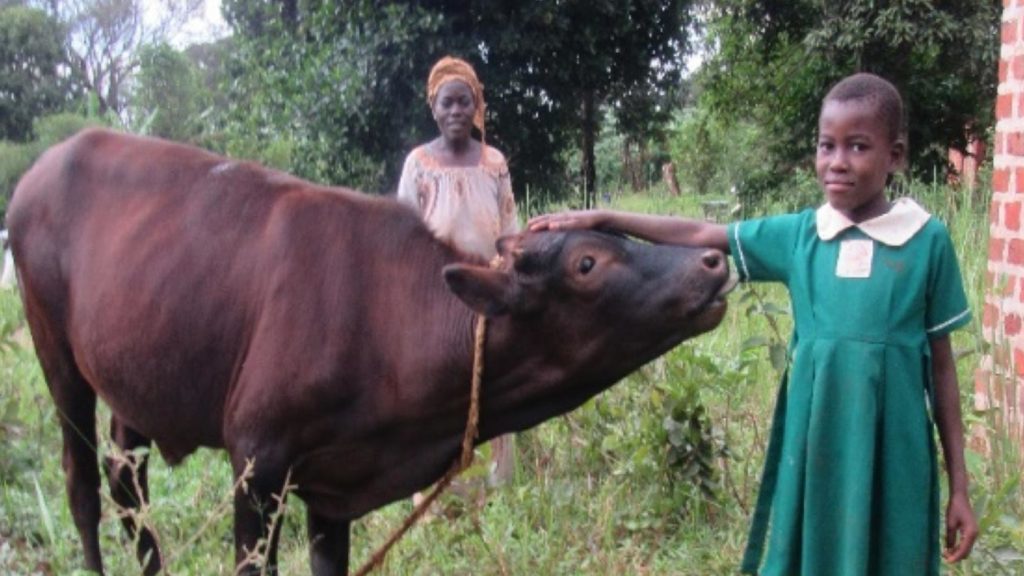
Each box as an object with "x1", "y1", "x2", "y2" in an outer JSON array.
[
  {"x1": 413, "y1": 259, "x2": 624, "y2": 447},
  {"x1": 467, "y1": 315, "x2": 614, "y2": 443}
]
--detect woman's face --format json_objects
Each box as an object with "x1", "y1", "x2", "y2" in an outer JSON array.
[{"x1": 432, "y1": 80, "x2": 476, "y2": 144}]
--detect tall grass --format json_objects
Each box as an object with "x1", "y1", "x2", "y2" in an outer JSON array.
[{"x1": 0, "y1": 176, "x2": 1021, "y2": 574}]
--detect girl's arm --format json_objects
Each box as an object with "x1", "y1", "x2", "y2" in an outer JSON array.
[
  {"x1": 930, "y1": 335, "x2": 979, "y2": 563},
  {"x1": 528, "y1": 209, "x2": 729, "y2": 252}
]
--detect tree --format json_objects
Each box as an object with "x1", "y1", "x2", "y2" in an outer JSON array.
[
  {"x1": 221, "y1": 0, "x2": 447, "y2": 191},
  {"x1": 698, "y1": 0, "x2": 1001, "y2": 185},
  {"x1": 49, "y1": 0, "x2": 203, "y2": 118},
  {"x1": 0, "y1": 5, "x2": 74, "y2": 141},
  {"x1": 472, "y1": 0, "x2": 693, "y2": 205},
  {"x1": 218, "y1": 0, "x2": 695, "y2": 202},
  {"x1": 133, "y1": 42, "x2": 208, "y2": 142}
]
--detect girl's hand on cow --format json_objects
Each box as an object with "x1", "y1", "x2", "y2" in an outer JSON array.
[
  {"x1": 942, "y1": 491, "x2": 978, "y2": 563},
  {"x1": 528, "y1": 210, "x2": 608, "y2": 232}
]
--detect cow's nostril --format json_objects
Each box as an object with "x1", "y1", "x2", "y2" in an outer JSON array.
[{"x1": 701, "y1": 250, "x2": 722, "y2": 270}]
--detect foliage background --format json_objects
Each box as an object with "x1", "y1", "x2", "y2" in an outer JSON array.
[
  {"x1": 0, "y1": 185, "x2": 1020, "y2": 575},
  {"x1": 0, "y1": 0, "x2": 1018, "y2": 574}
]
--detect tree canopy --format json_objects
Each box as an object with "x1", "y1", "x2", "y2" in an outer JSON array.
[
  {"x1": 0, "y1": 0, "x2": 1004, "y2": 207},
  {"x1": 219, "y1": 0, "x2": 693, "y2": 200},
  {"x1": 0, "y1": 5, "x2": 72, "y2": 141},
  {"x1": 697, "y1": 0, "x2": 1001, "y2": 189},
  {"x1": 134, "y1": 42, "x2": 208, "y2": 142}
]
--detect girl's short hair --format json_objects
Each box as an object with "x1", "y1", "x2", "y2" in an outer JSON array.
[{"x1": 823, "y1": 73, "x2": 905, "y2": 143}]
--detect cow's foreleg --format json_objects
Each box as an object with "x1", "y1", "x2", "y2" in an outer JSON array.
[
  {"x1": 104, "y1": 417, "x2": 161, "y2": 575},
  {"x1": 307, "y1": 511, "x2": 350, "y2": 575}
]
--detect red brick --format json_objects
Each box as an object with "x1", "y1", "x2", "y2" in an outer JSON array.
[
  {"x1": 995, "y1": 342, "x2": 1012, "y2": 367},
  {"x1": 1010, "y1": 238, "x2": 1024, "y2": 265},
  {"x1": 998, "y1": 92, "x2": 1014, "y2": 119},
  {"x1": 1013, "y1": 55, "x2": 1024, "y2": 81},
  {"x1": 1010, "y1": 133, "x2": 1024, "y2": 156},
  {"x1": 1007, "y1": 200, "x2": 1022, "y2": 230},
  {"x1": 994, "y1": 167, "x2": 1011, "y2": 193},
  {"x1": 992, "y1": 199, "x2": 1002, "y2": 223},
  {"x1": 994, "y1": 275, "x2": 1018, "y2": 297},
  {"x1": 984, "y1": 302, "x2": 999, "y2": 328},
  {"x1": 990, "y1": 272, "x2": 1020, "y2": 295},
  {"x1": 1015, "y1": 347, "x2": 1024, "y2": 379},
  {"x1": 1007, "y1": 313, "x2": 1023, "y2": 336},
  {"x1": 991, "y1": 237, "x2": 1006, "y2": 261},
  {"x1": 1005, "y1": 21, "x2": 1018, "y2": 44},
  {"x1": 1002, "y1": 58, "x2": 1010, "y2": 84}
]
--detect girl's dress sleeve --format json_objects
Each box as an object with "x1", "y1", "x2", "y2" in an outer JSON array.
[
  {"x1": 727, "y1": 212, "x2": 805, "y2": 284},
  {"x1": 396, "y1": 151, "x2": 420, "y2": 212},
  {"x1": 925, "y1": 221, "x2": 971, "y2": 338}
]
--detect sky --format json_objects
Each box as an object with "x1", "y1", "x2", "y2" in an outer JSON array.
[{"x1": 150, "y1": 0, "x2": 230, "y2": 49}]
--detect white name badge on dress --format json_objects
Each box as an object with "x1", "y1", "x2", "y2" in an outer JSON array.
[{"x1": 836, "y1": 239, "x2": 873, "y2": 278}]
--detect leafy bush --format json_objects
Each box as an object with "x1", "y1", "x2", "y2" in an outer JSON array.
[
  {"x1": 667, "y1": 109, "x2": 772, "y2": 199},
  {"x1": 0, "y1": 141, "x2": 35, "y2": 208},
  {"x1": 0, "y1": 113, "x2": 101, "y2": 219}
]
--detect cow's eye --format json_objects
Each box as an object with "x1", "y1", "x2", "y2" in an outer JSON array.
[{"x1": 578, "y1": 256, "x2": 596, "y2": 275}]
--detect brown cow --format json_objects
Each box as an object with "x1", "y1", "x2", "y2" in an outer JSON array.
[{"x1": 8, "y1": 128, "x2": 732, "y2": 575}]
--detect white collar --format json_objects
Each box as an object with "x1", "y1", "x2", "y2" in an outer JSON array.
[{"x1": 816, "y1": 197, "x2": 931, "y2": 247}]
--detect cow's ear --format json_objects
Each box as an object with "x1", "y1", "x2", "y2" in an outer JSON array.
[{"x1": 443, "y1": 264, "x2": 513, "y2": 317}]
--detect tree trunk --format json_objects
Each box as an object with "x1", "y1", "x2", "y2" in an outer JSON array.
[
  {"x1": 280, "y1": 0, "x2": 298, "y2": 29},
  {"x1": 581, "y1": 90, "x2": 597, "y2": 208},
  {"x1": 662, "y1": 162, "x2": 681, "y2": 196},
  {"x1": 621, "y1": 139, "x2": 631, "y2": 195},
  {"x1": 634, "y1": 139, "x2": 648, "y2": 191}
]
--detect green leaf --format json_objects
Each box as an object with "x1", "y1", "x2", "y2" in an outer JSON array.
[
  {"x1": 769, "y1": 344, "x2": 788, "y2": 373},
  {"x1": 741, "y1": 335, "x2": 770, "y2": 351}
]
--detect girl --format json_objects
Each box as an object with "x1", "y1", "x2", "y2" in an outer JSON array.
[
  {"x1": 397, "y1": 56, "x2": 519, "y2": 487},
  {"x1": 529, "y1": 73, "x2": 978, "y2": 575}
]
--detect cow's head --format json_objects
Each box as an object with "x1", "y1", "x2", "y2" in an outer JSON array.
[{"x1": 443, "y1": 230, "x2": 733, "y2": 381}]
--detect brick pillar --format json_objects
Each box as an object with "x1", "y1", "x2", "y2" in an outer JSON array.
[{"x1": 977, "y1": 3, "x2": 1024, "y2": 446}]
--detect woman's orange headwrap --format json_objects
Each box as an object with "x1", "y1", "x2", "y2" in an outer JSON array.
[{"x1": 427, "y1": 56, "x2": 486, "y2": 142}]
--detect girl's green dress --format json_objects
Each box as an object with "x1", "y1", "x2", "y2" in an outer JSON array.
[{"x1": 729, "y1": 199, "x2": 970, "y2": 576}]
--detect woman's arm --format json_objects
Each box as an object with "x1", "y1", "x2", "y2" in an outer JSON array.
[
  {"x1": 498, "y1": 168, "x2": 519, "y2": 234},
  {"x1": 528, "y1": 209, "x2": 729, "y2": 252},
  {"x1": 929, "y1": 335, "x2": 979, "y2": 563},
  {"x1": 395, "y1": 152, "x2": 421, "y2": 211}
]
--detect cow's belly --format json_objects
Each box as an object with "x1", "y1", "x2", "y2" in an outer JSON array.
[
  {"x1": 84, "y1": 364, "x2": 229, "y2": 464},
  {"x1": 288, "y1": 415, "x2": 466, "y2": 520},
  {"x1": 68, "y1": 304, "x2": 240, "y2": 463}
]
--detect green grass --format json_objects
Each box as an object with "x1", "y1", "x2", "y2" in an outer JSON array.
[{"x1": 1, "y1": 181, "x2": 1022, "y2": 575}]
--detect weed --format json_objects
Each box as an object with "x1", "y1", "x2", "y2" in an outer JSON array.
[{"x1": 0, "y1": 180, "x2": 1021, "y2": 574}]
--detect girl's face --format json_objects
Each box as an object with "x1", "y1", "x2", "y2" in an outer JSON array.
[
  {"x1": 816, "y1": 98, "x2": 905, "y2": 222},
  {"x1": 432, "y1": 80, "x2": 476, "y2": 144}
]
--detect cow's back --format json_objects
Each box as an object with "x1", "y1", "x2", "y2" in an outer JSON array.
[{"x1": 7, "y1": 128, "x2": 442, "y2": 463}]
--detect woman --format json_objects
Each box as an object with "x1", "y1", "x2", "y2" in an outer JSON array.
[{"x1": 397, "y1": 56, "x2": 519, "y2": 487}]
